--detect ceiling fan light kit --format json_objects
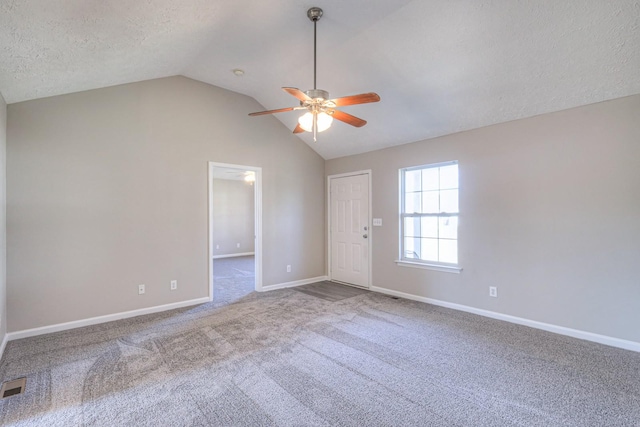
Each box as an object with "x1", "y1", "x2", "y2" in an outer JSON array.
[
  {"x1": 299, "y1": 111, "x2": 333, "y2": 132},
  {"x1": 249, "y1": 6, "x2": 380, "y2": 142}
]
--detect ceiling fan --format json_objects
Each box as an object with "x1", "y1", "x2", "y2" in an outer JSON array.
[{"x1": 248, "y1": 7, "x2": 380, "y2": 142}]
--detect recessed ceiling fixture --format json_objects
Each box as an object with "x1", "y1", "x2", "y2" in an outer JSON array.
[
  {"x1": 249, "y1": 6, "x2": 380, "y2": 142},
  {"x1": 233, "y1": 69, "x2": 245, "y2": 76}
]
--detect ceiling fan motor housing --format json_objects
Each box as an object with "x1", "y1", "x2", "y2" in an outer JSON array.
[
  {"x1": 302, "y1": 89, "x2": 335, "y2": 113},
  {"x1": 305, "y1": 89, "x2": 329, "y2": 101}
]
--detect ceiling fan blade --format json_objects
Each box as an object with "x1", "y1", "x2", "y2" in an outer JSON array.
[
  {"x1": 248, "y1": 107, "x2": 295, "y2": 116},
  {"x1": 330, "y1": 92, "x2": 380, "y2": 107},
  {"x1": 293, "y1": 123, "x2": 305, "y2": 134},
  {"x1": 283, "y1": 87, "x2": 312, "y2": 102},
  {"x1": 330, "y1": 109, "x2": 367, "y2": 127}
]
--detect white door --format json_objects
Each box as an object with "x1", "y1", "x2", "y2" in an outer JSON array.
[{"x1": 330, "y1": 173, "x2": 370, "y2": 288}]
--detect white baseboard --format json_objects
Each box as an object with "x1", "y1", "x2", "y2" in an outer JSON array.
[
  {"x1": 212, "y1": 252, "x2": 255, "y2": 260},
  {"x1": 0, "y1": 332, "x2": 8, "y2": 361},
  {"x1": 370, "y1": 286, "x2": 640, "y2": 353},
  {"x1": 7, "y1": 297, "x2": 211, "y2": 341},
  {"x1": 260, "y1": 276, "x2": 329, "y2": 292}
]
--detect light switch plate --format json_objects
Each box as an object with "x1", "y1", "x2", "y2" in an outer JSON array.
[{"x1": 373, "y1": 218, "x2": 383, "y2": 226}]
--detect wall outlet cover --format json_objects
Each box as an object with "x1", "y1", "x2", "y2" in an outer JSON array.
[{"x1": 373, "y1": 218, "x2": 383, "y2": 226}]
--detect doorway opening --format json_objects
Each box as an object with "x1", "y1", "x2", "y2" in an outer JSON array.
[{"x1": 208, "y1": 162, "x2": 263, "y2": 303}]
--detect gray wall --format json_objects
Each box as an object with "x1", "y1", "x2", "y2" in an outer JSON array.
[
  {"x1": 7, "y1": 76, "x2": 326, "y2": 332},
  {"x1": 326, "y1": 94, "x2": 640, "y2": 343},
  {"x1": 212, "y1": 178, "x2": 255, "y2": 256},
  {"x1": 0, "y1": 93, "x2": 6, "y2": 343}
]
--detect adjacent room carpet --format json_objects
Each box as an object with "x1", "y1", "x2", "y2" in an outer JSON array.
[
  {"x1": 211, "y1": 255, "x2": 256, "y2": 304},
  {"x1": 1, "y1": 275, "x2": 639, "y2": 425}
]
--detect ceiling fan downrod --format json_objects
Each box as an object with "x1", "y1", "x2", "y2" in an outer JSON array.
[
  {"x1": 307, "y1": 7, "x2": 323, "y2": 91},
  {"x1": 307, "y1": 7, "x2": 324, "y2": 140}
]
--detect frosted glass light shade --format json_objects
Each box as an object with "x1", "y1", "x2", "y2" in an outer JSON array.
[{"x1": 298, "y1": 112, "x2": 333, "y2": 132}]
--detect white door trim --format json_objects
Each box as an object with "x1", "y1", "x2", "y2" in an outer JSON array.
[
  {"x1": 327, "y1": 170, "x2": 372, "y2": 289},
  {"x1": 208, "y1": 161, "x2": 263, "y2": 300}
]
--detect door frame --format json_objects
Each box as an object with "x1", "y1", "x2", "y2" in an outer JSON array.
[
  {"x1": 208, "y1": 161, "x2": 263, "y2": 300},
  {"x1": 327, "y1": 170, "x2": 372, "y2": 289}
]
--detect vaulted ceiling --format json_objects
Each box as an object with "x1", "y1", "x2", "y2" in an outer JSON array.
[{"x1": 1, "y1": 1, "x2": 639, "y2": 159}]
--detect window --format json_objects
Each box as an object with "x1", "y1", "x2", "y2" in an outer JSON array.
[{"x1": 399, "y1": 161, "x2": 459, "y2": 269}]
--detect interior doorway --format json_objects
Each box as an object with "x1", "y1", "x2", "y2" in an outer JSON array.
[{"x1": 208, "y1": 162, "x2": 263, "y2": 302}]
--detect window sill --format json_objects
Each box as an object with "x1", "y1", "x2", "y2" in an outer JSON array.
[{"x1": 395, "y1": 260, "x2": 462, "y2": 274}]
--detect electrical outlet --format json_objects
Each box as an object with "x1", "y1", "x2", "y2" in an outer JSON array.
[
  {"x1": 373, "y1": 218, "x2": 383, "y2": 226},
  {"x1": 489, "y1": 286, "x2": 497, "y2": 298},
  {"x1": 216, "y1": 244, "x2": 219, "y2": 249},
  {"x1": 170, "y1": 280, "x2": 177, "y2": 291},
  {"x1": 138, "y1": 284, "x2": 145, "y2": 295},
  {"x1": 286, "y1": 265, "x2": 291, "y2": 273},
  {"x1": 236, "y1": 243, "x2": 240, "y2": 248}
]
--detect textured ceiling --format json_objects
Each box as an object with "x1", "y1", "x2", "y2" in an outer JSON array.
[{"x1": 1, "y1": 1, "x2": 639, "y2": 159}]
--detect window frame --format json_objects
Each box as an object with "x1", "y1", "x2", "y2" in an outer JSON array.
[{"x1": 396, "y1": 161, "x2": 462, "y2": 273}]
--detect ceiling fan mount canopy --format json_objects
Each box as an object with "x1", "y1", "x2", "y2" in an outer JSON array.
[
  {"x1": 307, "y1": 7, "x2": 323, "y2": 22},
  {"x1": 248, "y1": 6, "x2": 380, "y2": 141}
]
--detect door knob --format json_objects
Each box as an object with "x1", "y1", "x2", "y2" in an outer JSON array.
[{"x1": 363, "y1": 234, "x2": 368, "y2": 239}]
